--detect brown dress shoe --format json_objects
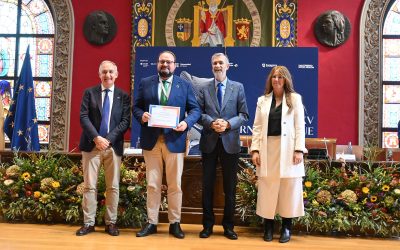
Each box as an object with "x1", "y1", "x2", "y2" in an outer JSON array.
[
  {"x1": 105, "y1": 223, "x2": 120, "y2": 236},
  {"x1": 76, "y1": 225, "x2": 95, "y2": 236}
]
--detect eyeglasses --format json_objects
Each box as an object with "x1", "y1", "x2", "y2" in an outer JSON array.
[{"x1": 158, "y1": 60, "x2": 175, "y2": 65}]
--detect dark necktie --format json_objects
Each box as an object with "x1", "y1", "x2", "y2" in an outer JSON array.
[
  {"x1": 217, "y1": 82, "x2": 223, "y2": 108},
  {"x1": 99, "y1": 89, "x2": 110, "y2": 137},
  {"x1": 160, "y1": 80, "x2": 169, "y2": 105}
]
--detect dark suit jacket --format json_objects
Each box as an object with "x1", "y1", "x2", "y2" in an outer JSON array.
[
  {"x1": 79, "y1": 85, "x2": 131, "y2": 156},
  {"x1": 198, "y1": 79, "x2": 249, "y2": 154},
  {"x1": 133, "y1": 75, "x2": 201, "y2": 153}
]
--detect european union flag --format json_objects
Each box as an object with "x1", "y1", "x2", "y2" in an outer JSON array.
[{"x1": 3, "y1": 46, "x2": 40, "y2": 151}]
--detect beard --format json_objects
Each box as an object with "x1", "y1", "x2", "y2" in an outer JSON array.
[
  {"x1": 158, "y1": 68, "x2": 173, "y2": 78},
  {"x1": 213, "y1": 70, "x2": 225, "y2": 81}
]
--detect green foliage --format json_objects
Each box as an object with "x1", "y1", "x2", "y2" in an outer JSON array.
[{"x1": 236, "y1": 158, "x2": 400, "y2": 237}]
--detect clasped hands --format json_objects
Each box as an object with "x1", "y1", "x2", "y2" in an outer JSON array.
[
  {"x1": 211, "y1": 118, "x2": 230, "y2": 133},
  {"x1": 94, "y1": 136, "x2": 110, "y2": 151}
]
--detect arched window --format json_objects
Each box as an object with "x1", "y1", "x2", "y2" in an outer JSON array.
[
  {"x1": 382, "y1": 0, "x2": 400, "y2": 148},
  {"x1": 0, "y1": 0, "x2": 54, "y2": 148}
]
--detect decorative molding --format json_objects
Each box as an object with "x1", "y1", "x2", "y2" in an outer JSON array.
[
  {"x1": 359, "y1": 0, "x2": 391, "y2": 146},
  {"x1": 47, "y1": 0, "x2": 74, "y2": 151}
]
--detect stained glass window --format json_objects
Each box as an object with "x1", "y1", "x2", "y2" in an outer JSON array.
[
  {"x1": 0, "y1": 0, "x2": 54, "y2": 147},
  {"x1": 382, "y1": 0, "x2": 400, "y2": 148}
]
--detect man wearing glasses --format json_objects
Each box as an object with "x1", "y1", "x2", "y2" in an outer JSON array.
[{"x1": 133, "y1": 51, "x2": 201, "y2": 239}]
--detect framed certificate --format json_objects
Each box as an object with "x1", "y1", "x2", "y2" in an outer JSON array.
[{"x1": 148, "y1": 104, "x2": 180, "y2": 128}]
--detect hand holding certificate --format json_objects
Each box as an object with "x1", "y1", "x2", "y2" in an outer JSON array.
[{"x1": 148, "y1": 104, "x2": 181, "y2": 129}]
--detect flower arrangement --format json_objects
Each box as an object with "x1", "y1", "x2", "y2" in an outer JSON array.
[
  {"x1": 0, "y1": 152, "x2": 165, "y2": 227},
  {"x1": 236, "y1": 158, "x2": 400, "y2": 237}
]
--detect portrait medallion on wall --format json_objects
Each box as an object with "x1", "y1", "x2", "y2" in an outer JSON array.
[
  {"x1": 83, "y1": 11, "x2": 117, "y2": 45},
  {"x1": 314, "y1": 10, "x2": 351, "y2": 47}
]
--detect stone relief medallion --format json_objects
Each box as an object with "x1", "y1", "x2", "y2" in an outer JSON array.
[{"x1": 314, "y1": 10, "x2": 351, "y2": 47}]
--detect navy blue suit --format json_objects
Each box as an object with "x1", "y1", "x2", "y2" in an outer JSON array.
[
  {"x1": 79, "y1": 85, "x2": 130, "y2": 156},
  {"x1": 133, "y1": 75, "x2": 201, "y2": 153}
]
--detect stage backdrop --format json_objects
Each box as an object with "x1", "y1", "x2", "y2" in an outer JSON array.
[{"x1": 131, "y1": 47, "x2": 318, "y2": 149}]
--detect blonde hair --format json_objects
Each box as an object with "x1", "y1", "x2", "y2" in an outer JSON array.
[{"x1": 264, "y1": 65, "x2": 296, "y2": 110}]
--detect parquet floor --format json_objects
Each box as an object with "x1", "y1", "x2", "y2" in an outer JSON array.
[{"x1": 0, "y1": 223, "x2": 399, "y2": 250}]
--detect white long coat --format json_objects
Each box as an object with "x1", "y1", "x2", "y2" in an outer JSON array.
[{"x1": 250, "y1": 92, "x2": 306, "y2": 178}]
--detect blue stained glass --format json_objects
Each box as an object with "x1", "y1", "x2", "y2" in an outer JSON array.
[
  {"x1": 35, "y1": 97, "x2": 50, "y2": 121},
  {"x1": 1, "y1": 0, "x2": 54, "y2": 146},
  {"x1": 382, "y1": 103, "x2": 400, "y2": 128},
  {"x1": 383, "y1": 57, "x2": 400, "y2": 81},
  {"x1": 38, "y1": 55, "x2": 52, "y2": 77}
]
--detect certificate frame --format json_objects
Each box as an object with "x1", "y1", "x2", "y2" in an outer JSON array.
[{"x1": 148, "y1": 104, "x2": 180, "y2": 128}]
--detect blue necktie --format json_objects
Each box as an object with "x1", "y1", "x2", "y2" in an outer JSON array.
[
  {"x1": 217, "y1": 82, "x2": 223, "y2": 108},
  {"x1": 99, "y1": 89, "x2": 110, "y2": 137}
]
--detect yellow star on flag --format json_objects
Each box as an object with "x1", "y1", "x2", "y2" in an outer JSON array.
[
  {"x1": 28, "y1": 87, "x2": 33, "y2": 93},
  {"x1": 19, "y1": 84, "x2": 24, "y2": 90},
  {"x1": 17, "y1": 130, "x2": 23, "y2": 136}
]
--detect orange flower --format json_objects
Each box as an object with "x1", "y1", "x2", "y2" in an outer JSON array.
[
  {"x1": 304, "y1": 181, "x2": 312, "y2": 188},
  {"x1": 370, "y1": 196, "x2": 378, "y2": 202}
]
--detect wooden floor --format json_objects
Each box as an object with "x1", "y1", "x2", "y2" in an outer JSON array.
[{"x1": 0, "y1": 223, "x2": 399, "y2": 250}]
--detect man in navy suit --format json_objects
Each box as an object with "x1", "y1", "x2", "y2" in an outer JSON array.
[
  {"x1": 197, "y1": 53, "x2": 248, "y2": 240},
  {"x1": 133, "y1": 51, "x2": 201, "y2": 239},
  {"x1": 76, "y1": 61, "x2": 131, "y2": 236}
]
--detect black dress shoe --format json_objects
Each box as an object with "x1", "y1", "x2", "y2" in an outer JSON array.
[
  {"x1": 136, "y1": 223, "x2": 157, "y2": 237},
  {"x1": 279, "y1": 218, "x2": 292, "y2": 243},
  {"x1": 105, "y1": 223, "x2": 119, "y2": 236},
  {"x1": 264, "y1": 219, "x2": 274, "y2": 242},
  {"x1": 279, "y1": 228, "x2": 291, "y2": 243},
  {"x1": 169, "y1": 222, "x2": 185, "y2": 239},
  {"x1": 199, "y1": 227, "x2": 213, "y2": 238},
  {"x1": 76, "y1": 225, "x2": 95, "y2": 236},
  {"x1": 223, "y1": 228, "x2": 238, "y2": 240}
]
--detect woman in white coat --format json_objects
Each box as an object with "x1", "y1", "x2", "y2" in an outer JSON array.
[{"x1": 250, "y1": 66, "x2": 306, "y2": 243}]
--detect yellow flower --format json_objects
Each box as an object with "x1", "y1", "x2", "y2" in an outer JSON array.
[
  {"x1": 51, "y1": 181, "x2": 60, "y2": 188},
  {"x1": 34, "y1": 191, "x2": 41, "y2": 198},
  {"x1": 303, "y1": 191, "x2": 307, "y2": 198},
  {"x1": 362, "y1": 198, "x2": 368, "y2": 204},
  {"x1": 21, "y1": 172, "x2": 31, "y2": 181},
  {"x1": 304, "y1": 181, "x2": 312, "y2": 188},
  {"x1": 370, "y1": 196, "x2": 378, "y2": 202},
  {"x1": 382, "y1": 185, "x2": 390, "y2": 192},
  {"x1": 394, "y1": 189, "x2": 400, "y2": 195},
  {"x1": 362, "y1": 187, "x2": 369, "y2": 194}
]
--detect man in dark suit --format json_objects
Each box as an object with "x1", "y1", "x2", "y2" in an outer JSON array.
[
  {"x1": 133, "y1": 51, "x2": 201, "y2": 239},
  {"x1": 76, "y1": 60, "x2": 131, "y2": 236},
  {"x1": 197, "y1": 53, "x2": 249, "y2": 240}
]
